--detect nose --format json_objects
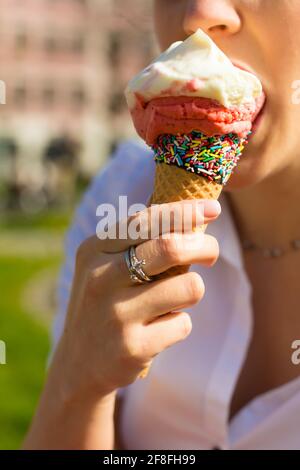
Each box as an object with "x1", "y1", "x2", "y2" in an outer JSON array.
[{"x1": 183, "y1": 0, "x2": 241, "y2": 37}]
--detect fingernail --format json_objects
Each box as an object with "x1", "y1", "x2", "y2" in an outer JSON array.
[{"x1": 203, "y1": 200, "x2": 221, "y2": 218}]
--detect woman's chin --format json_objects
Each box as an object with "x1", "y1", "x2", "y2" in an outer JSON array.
[
  {"x1": 224, "y1": 119, "x2": 273, "y2": 191},
  {"x1": 224, "y1": 154, "x2": 271, "y2": 191}
]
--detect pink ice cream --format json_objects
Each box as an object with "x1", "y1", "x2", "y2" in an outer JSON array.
[{"x1": 130, "y1": 94, "x2": 265, "y2": 146}]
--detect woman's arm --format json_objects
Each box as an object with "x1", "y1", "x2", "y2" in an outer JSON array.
[
  {"x1": 24, "y1": 340, "x2": 124, "y2": 450},
  {"x1": 23, "y1": 340, "x2": 117, "y2": 450}
]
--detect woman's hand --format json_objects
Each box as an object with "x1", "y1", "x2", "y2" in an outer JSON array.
[
  {"x1": 58, "y1": 199, "x2": 221, "y2": 401},
  {"x1": 23, "y1": 199, "x2": 220, "y2": 449}
]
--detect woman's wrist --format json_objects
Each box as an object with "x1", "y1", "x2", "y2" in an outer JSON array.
[
  {"x1": 23, "y1": 340, "x2": 117, "y2": 449},
  {"x1": 23, "y1": 387, "x2": 116, "y2": 449},
  {"x1": 49, "y1": 336, "x2": 117, "y2": 408}
]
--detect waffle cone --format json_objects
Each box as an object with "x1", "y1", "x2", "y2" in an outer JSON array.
[
  {"x1": 138, "y1": 162, "x2": 222, "y2": 379},
  {"x1": 148, "y1": 163, "x2": 222, "y2": 278}
]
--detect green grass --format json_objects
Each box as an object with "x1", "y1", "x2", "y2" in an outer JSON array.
[
  {"x1": 0, "y1": 209, "x2": 73, "y2": 448},
  {"x1": 0, "y1": 209, "x2": 72, "y2": 232},
  {"x1": 0, "y1": 249, "x2": 63, "y2": 448}
]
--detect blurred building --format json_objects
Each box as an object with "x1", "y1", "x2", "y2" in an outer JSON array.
[{"x1": 0, "y1": 0, "x2": 156, "y2": 208}]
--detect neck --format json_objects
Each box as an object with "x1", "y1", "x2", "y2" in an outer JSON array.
[{"x1": 227, "y1": 162, "x2": 300, "y2": 247}]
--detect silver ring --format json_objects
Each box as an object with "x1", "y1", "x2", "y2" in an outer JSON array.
[{"x1": 124, "y1": 245, "x2": 153, "y2": 284}]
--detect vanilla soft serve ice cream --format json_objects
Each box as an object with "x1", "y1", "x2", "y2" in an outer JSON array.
[{"x1": 125, "y1": 28, "x2": 262, "y2": 110}]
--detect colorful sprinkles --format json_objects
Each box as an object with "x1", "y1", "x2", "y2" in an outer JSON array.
[{"x1": 151, "y1": 131, "x2": 249, "y2": 185}]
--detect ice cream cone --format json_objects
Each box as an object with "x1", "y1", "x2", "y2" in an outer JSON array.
[
  {"x1": 148, "y1": 162, "x2": 222, "y2": 279},
  {"x1": 125, "y1": 29, "x2": 264, "y2": 380},
  {"x1": 138, "y1": 132, "x2": 245, "y2": 379},
  {"x1": 138, "y1": 162, "x2": 222, "y2": 379}
]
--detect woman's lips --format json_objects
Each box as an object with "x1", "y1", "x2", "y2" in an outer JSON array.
[
  {"x1": 232, "y1": 60, "x2": 267, "y2": 134},
  {"x1": 232, "y1": 60, "x2": 258, "y2": 76},
  {"x1": 250, "y1": 93, "x2": 267, "y2": 135}
]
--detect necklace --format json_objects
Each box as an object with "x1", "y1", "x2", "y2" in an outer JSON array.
[{"x1": 242, "y1": 239, "x2": 300, "y2": 258}]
